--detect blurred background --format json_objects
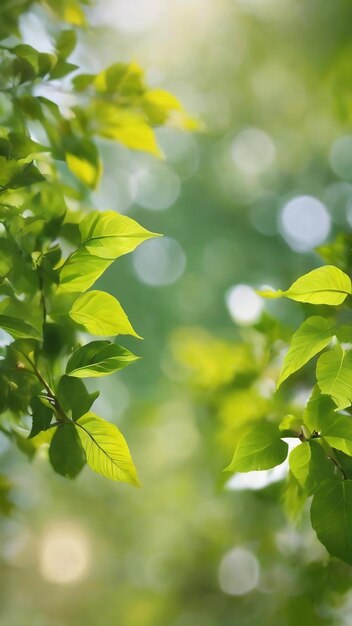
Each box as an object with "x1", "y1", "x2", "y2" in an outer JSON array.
[{"x1": 2, "y1": 1, "x2": 352, "y2": 624}]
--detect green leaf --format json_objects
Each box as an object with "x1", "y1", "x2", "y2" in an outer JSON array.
[
  {"x1": 57, "y1": 375, "x2": 99, "y2": 420},
  {"x1": 29, "y1": 396, "x2": 53, "y2": 438},
  {"x1": 50, "y1": 60, "x2": 78, "y2": 80},
  {"x1": 143, "y1": 88, "x2": 182, "y2": 125},
  {"x1": 38, "y1": 52, "x2": 57, "y2": 77},
  {"x1": 66, "y1": 340, "x2": 139, "y2": 378},
  {"x1": 72, "y1": 73, "x2": 95, "y2": 91},
  {"x1": 65, "y1": 140, "x2": 102, "y2": 189},
  {"x1": 316, "y1": 344, "x2": 352, "y2": 410},
  {"x1": 335, "y1": 325, "x2": 352, "y2": 343},
  {"x1": 259, "y1": 265, "x2": 351, "y2": 305},
  {"x1": 66, "y1": 152, "x2": 102, "y2": 188},
  {"x1": 93, "y1": 62, "x2": 143, "y2": 95},
  {"x1": 0, "y1": 238, "x2": 17, "y2": 279},
  {"x1": 279, "y1": 414, "x2": 302, "y2": 436},
  {"x1": 76, "y1": 412, "x2": 139, "y2": 485},
  {"x1": 317, "y1": 412, "x2": 352, "y2": 455},
  {"x1": 303, "y1": 386, "x2": 334, "y2": 431},
  {"x1": 304, "y1": 387, "x2": 352, "y2": 455},
  {"x1": 311, "y1": 479, "x2": 352, "y2": 564},
  {"x1": 226, "y1": 422, "x2": 288, "y2": 473},
  {"x1": 0, "y1": 315, "x2": 42, "y2": 340},
  {"x1": 59, "y1": 248, "x2": 112, "y2": 293},
  {"x1": 8, "y1": 132, "x2": 47, "y2": 159},
  {"x1": 277, "y1": 316, "x2": 335, "y2": 388},
  {"x1": 69, "y1": 290, "x2": 140, "y2": 338},
  {"x1": 0, "y1": 296, "x2": 42, "y2": 336},
  {"x1": 93, "y1": 104, "x2": 162, "y2": 157},
  {"x1": 55, "y1": 30, "x2": 77, "y2": 59},
  {"x1": 49, "y1": 423, "x2": 86, "y2": 479},
  {"x1": 7, "y1": 162, "x2": 45, "y2": 189},
  {"x1": 289, "y1": 440, "x2": 335, "y2": 494},
  {"x1": 79, "y1": 210, "x2": 159, "y2": 260}
]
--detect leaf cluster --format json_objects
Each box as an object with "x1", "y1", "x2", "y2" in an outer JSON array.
[
  {"x1": 0, "y1": 0, "x2": 188, "y2": 489},
  {"x1": 227, "y1": 263, "x2": 352, "y2": 564}
]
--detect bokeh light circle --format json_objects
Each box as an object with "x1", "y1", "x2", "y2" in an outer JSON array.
[
  {"x1": 39, "y1": 523, "x2": 90, "y2": 585},
  {"x1": 133, "y1": 237, "x2": 186, "y2": 286},
  {"x1": 231, "y1": 128, "x2": 275, "y2": 176},
  {"x1": 226, "y1": 284, "x2": 263, "y2": 325},
  {"x1": 130, "y1": 164, "x2": 180, "y2": 211},
  {"x1": 279, "y1": 195, "x2": 330, "y2": 251},
  {"x1": 218, "y1": 547, "x2": 260, "y2": 596}
]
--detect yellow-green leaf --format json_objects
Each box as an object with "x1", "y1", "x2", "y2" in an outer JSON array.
[
  {"x1": 303, "y1": 386, "x2": 335, "y2": 433},
  {"x1": 226, "y1": 422, "x2": 288, "y2": 473},
  {"x1": 289, "y1": 440, "x2": 335, "y2": 494},
  {"x1": 59, "y1": 249, "x2": 112, "y2": 293},
  {"x1": 69, "y1": 290, "x2": 140, "y2": 337},
  {"x1": 80, "y1": 210, "x2": 159, "y2": 260},
  {"x1": 66, "y1": 153, "x2": 102, "y2": 189},
  {"x1": 93, "y1": 104, "x2": 162, "y2": 157},
  {"x1": 316, "y1": 344, "x2": 352, "y2": 410},
  {"x1": 76, "y1": 412, "x2": 139, "y2": 485},
  {"x1": 66, "y1": 340, "x2": 139, "y2": 378},
  {"x1": 277, "y1": 316, "x2": 335, "y2": 388},
  {"x1": 258, "y1": 265, "x2": 351, "y2": 305}
]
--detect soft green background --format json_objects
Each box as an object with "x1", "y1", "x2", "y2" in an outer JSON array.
[{"x1": 2, "y1": 1, "x2": 352, "y2": 624}]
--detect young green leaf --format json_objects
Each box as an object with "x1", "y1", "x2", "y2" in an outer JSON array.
[
  {"x1": 303, "y1": 386, "x2": 335, "y2": 432},
  {"x1": 76, "y1": 412, "x2": 140, "y2": 485},
  {"x1": 69, "y1": 290, "x2": 140, "y2": 338},
  {"x1": 277, "y1": 316, "x2": 335, "y2": 388},
  {"x1": 143, "y1": 88, "x2": 182, "y2": 124},
  {"x1": 79, "y1": 210, "x2": 159, "y2": 260},
  {"x1": 65, "y1": 138, "x2": 102, "y2": 189},
  {"x1": 29, "y1": 396, "x2": 53, "y2": 438},
  {"x1": 289, "y1": 440, "x2": 335, "y2": 494},
  {"x1": 55, "y1": 30, "x2": 77, "y2": 59},
  {"x1": 311, "y1": 479, "x2": 352, "y2": 565},
  {"x1": 0, "y1": 315, "x2": 42, "y2": 340},
  {"x1": 92, "y1": 104, "x2": 162, "y2": 157},
  {"x1": 66, "y1": 152, "x2": 102, "y2": 189},
  {"x1": 258, "y1": 265, "x2": 351, "y2": 305},
  {"x1": 316, "y1": 344, "x2": 352, "y2": 410},
  {"x1": 0, "y1": 239, "x2": 18, "y2": 279},
  {"x1": 57, "y1": 375, "x2": 99, "y2": 420},
  {"x1": 317, "y1": 413, "x2": 352, "y2": 455},
  {"x1": 49, "y1": 423, "x2": 86, "y2": 479},
  {"x1": 66, "y1": 340, "x2": 139, "y2": 378},
  {"x1": 303, "y1": 388, "x2": 352, "y2": 454},
  {"x1": 279, "y1": 415, "x2": 302, "y2": 436},
  {"x1": 59, "y1": 248, "x2": 112, "y2": 293},
  {"x1": 226, "y1": 422, "x2": 288, "y2": 473}
]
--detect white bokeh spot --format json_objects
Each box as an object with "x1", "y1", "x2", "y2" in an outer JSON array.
[
  {"x1": 129, "y1": 164, "x2": 180, "y2": 211},
  {"x1": 39, "y1": 523, "x2": 91, "y2": 585},
  {"x1": 231, "y1": 128, "x2": 275, "y2": 176},
  {"x1": 133, "y1": 237, "x2": 186, "y2": 286},
  {"x1": 218, "y1": 547, "x2": 260, "y2": 596},
  {"x1": 226, "y1": 284, "x2": 263, "y2": 326},
  {"x1": 279, "y1": 195, "x2": 330, "y2": 251}
]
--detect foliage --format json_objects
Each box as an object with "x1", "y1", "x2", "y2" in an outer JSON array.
[
  {"x1": 224, "y1": 259, "x2": 352, "y2": 565},
  {"x1": 0, "y1": 0, "x2": 189, "y2": 486}
]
